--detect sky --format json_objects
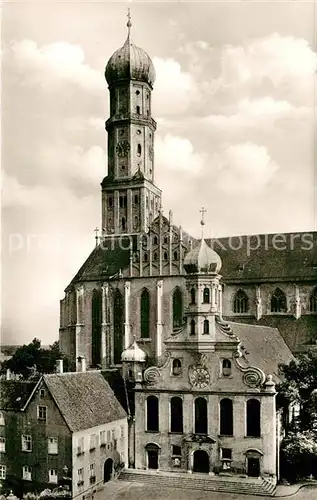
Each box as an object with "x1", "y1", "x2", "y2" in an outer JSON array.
[{"x1": 1, "y1": 0, "x2": 317, "y2": 346}]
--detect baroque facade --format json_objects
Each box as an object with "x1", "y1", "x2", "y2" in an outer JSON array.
[{"x1": 59, "y1": 20, "x2": 316, "y2": 485}]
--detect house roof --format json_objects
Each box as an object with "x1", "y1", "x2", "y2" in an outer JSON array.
[
  {"x1": 210, "y1": 231, "x2": 317, "y2": 282},
  {"x1": 228, "y1": 321, "x2": 294, "y2": 382},
  {"x1": 0, "y1": 380, "x2": 38, "y2": 410},
  {"x1": 43, "y1": 371, "x2": 127, "y2": 432}
]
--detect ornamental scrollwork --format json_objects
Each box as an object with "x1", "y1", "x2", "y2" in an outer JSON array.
[{"x1": 143, "y1": 366, "x2": 161, "y2": 385}]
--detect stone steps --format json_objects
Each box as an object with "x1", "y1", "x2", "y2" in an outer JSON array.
[{"x1": 119, "y1": 469, "x2": 276, "y2": 496}]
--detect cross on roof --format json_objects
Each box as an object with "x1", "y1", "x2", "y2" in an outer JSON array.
[
  {"x1": 199, "y1": 207, "x2": 207, "y2": 239},
  {"x1": 127, "y1": 8, "x2": 132, "y2": 34}
]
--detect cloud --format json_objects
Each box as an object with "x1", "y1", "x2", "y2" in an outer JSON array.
[
  {"x1": 8, "y1": 40, "x2": 105, "y2": 92},
  {"x1": 155, "y1": 134, "x2": 206, "y2": 173},
  {"x1": 212, "y1": 142, "x2": 279, "y2": 194}
]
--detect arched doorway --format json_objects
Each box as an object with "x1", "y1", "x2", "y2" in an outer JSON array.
[
  {"x1": 104, "y1": 458, "x2": 113, "y2": 483},
  {"x1": 145, "y1": 443, "x2": 160, "y2": 470},
  {"x1": 193, "y1": 450, "x2": 209, "y2": 473}
]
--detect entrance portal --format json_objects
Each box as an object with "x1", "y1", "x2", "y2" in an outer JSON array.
[
  {"x1": 104, "y1": 458, "x2": 113, "y2": 483},
  {"x1": 193, "y1": 450, "x2": 209, "y2": 473},
  {"x1": 247, "y1": 457, "x2": 260, "y2": 477},
  {"x1": 146, "y1": 443, "x2": 160, "y2": 470}
]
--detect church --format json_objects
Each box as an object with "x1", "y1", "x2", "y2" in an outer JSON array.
[{"x1": 59, "y1": 16, "x2": 316, "y2": 487}]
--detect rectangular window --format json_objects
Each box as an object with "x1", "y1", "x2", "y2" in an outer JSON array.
[
  {"x1": 89, "y1": 463, "x2": 96, "y2": 484},
  {"x1": 221, "y1": 448, "x2": 232, "y2": 460},
  {"x1": 48, "y1": 437, "x2": 58, "y2": 454},
  {"x1": 77, "y1": 437, "x2": 84, "y2": 455},
  {"x1": 89, "y1": 434, "x2": 96, "y2": 451},
  {"x1": 37, "y1": 406, "x2": 47, "y2": 421},
  {"x1": 0, "y1": 465, "x2": 6, "y2": 480},
  {"x1": 107, "y1": 430, "x2": 111, "y2": 442},
  {"x1": 0, "y1": 437, "x2": 5, "y2": 452},
  {"x1": 100, "y1": 430, "x2": 106, "y2": 446},
  {"x1": 22, "y1": 435, "x2": 32, "y2": 452},
  {"x1": 22, "y1": 465, "x2": 32, "y2": 481},
  {"x1": 172, "y1": 445, "x2": 181, "y2": 456},
  {"x1": 77, "y1": 467, "x2": 84, "y2": 488},
  {"x1": 48, "y1": 469, "x2": 58, "y2": 484}
]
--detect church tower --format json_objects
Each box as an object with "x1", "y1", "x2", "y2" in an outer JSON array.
[{"x1": 102, "y1": 14, "x2": 162, "y2": 236}]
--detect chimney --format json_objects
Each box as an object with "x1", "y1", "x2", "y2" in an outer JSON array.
[
  {"x1": 77, "y1": 356, "x2": 86, "y2": 372},
  {"x1": 6, "y1": 368, "x2": 12, "y2": 381},
  {"x1": 56, "y1": 359, "x2": 63, "y2": 374}
]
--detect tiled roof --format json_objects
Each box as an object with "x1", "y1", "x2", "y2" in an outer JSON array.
[
  {"x1": 228, "y1": 321, "x2": 294, "y2": 382},
  {"x1": 0, "y1": 380, "x2": 37, "y2": 410},
  {"x1": 210, "y1": 231, "x2": 317, "y2": 282},
  {"x1": 43, "y1": 371, "x2": 127, "y2": 432}
]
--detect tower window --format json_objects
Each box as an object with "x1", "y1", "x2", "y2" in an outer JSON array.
[
  {"x1": 119, "y1": 196, "x2": 123, "y2": 208},
  {"x1": 164, "y1": 237, "x2": 168, "y2": 244},
  {"x1": 190, "y1": 288, "x2": 196, "y2": 305},
  {"x1": 134, "y1": 194, "x2": 139, "y2": 204},
  {"x1": 190, "y1": 319, "x2": 196, "y2": 335},
  {"x1": 203, "y1": 288, "x2": 210, "y2": 304},
  {"x1": 108, "y1": 197, "x2": 113, "y2": 208},
  {"x1": 136, "y1": 105, "x2": 141, "y2": 115},
  {"x1": 137, "y1": 144, "x2": 142, "y2": 156},
  {"x1": 137, "y1": 129, "x2": 141, "y2": 135},
  {"x1": 141, "y1": 289, "x2": 150, "y2": 338},
  {"x1": 153, "y1": 252, "x2": 158, "y2": 261},
  {"x1": 134, "y1": 216, "x2": 139, "y2": 229},
  {"x1": 136, "y1": 90, "x2": 140, "y2": 95},
  {"x1": 144, "y1": 253, "x2": 148, "y2": 262},
  {"x1": 121, "y1": 217, "x2": 126, "y2": 231},
  {"x1": 203, "y1": 319, "x2": 209, "y2": 335},
  {"x1": 222, "y1": 359, "x2": 232, "y2": 377},
  {"x1": 153, "y1": 236, "x2": 158, "y2": 245},
  {"x1": 163, "y1": 251, "x2": 168, "y2": 260},
  {"x1": 173, "y1": 251, "x2": 178, "y2": 260},
  {"x1": 172, "y1": 359, "x2": 182, "y2": 376},
  {"x1": 121, "y1": 165, "x2": 126, "y2": 171}
]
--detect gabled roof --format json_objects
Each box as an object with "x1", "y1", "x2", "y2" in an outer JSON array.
[
  {"x1": 42, "y1": 371, "x2": 127, "y2": 432},
  {"x1": 228, "y1": 321, "x2": 294, "y2": 382},
  {"x1": 0, "y1": 380, "x2": 38, "y2": 410}
]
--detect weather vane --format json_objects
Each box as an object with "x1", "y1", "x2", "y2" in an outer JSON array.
[{"x1": 199, "y1": 207, "x2": 206, "y2": 239}]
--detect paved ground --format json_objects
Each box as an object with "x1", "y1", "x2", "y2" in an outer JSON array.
[{"x1": 97, "y1": 480, "x2": 317, "y2": 500}]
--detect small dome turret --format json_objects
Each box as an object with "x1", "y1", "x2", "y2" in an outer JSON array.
[
  {"x1": 184, "y1": 239, "x2": 222, "y2": 274},
  {"x1": 121, "y1": 339, "x2": 147, "y2": 363}
]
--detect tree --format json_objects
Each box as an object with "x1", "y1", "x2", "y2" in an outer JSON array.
[{"x1": 1, "y1": 338, "x2": 69, "y2": 379}]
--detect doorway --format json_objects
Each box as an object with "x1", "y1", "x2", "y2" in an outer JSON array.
[
  {"x1": 148, "y1": 450, "x2": 159, "y2": 469},
  {"x1": 104, "y1": 458, "x2": 113, "y2": 482},
  {"x1": 193, "y1": 450, "x2": 209, "y2": 473},
  {"x1": 247, "y1": 457, "x2": 260, "y2": 477}
]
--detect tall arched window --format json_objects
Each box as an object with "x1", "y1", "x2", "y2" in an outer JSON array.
[
  {"x1": 147, "y1": 396, "x2": 159, "y2": 432},
  {"x1": 195, "y1": 397, "x2": 208, "y2": 434},
  {"x1": 203, "y1": 319, "x2": 209, "y2": 334},
  {"x1": 190, "y1": 288, "x2": 196, "y2": 305},
  {"x1": 140, "y1": 289, "x2": 150, "y2": 338},
  {"x1": 271, "y1": 288, "x2": 287, "y2": 313},
  {"x1": 233, "y1": 290, "x2": 249, "y2": 314},
  {"x1": 309, "y1": 288, "x2": 317, "y2": 312},
  {"x1": 113, "y1": 289, "x2": 124, "y2": 364},
  {"x1": 170, "y1": 397, "x2": 183, "y2": 433},
  {"x1": 92, "y1": 289, "x2": 102, "y2": 366},
  {"x1": 203, "y1": 288, "x2": 210, "y2": 304},
  {"x1": 220, "y1": 398, "x2": 233, "y2": 435},
  {"x1": 173, "y1": 288, "x2": 183, "y2": 329},
  {"x1": 137, "y1": 144, "x2": 142, "y2": 156},
  {"x1": 246, "y1": 399, "x2": 261, "y2": 437},
  {"x1": 121, "y1": 217, "x2": 126, "y2": 231},
  {"x1": 136, "y1": 105, "x2": 141, "y2": 115},
  {"x1": 190, "y1": 319, "x2": 196, "y2": 336}
]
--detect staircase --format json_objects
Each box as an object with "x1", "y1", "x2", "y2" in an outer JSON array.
[{"x1": 119, "y1": 469, "x2": 276, "y2": 496}]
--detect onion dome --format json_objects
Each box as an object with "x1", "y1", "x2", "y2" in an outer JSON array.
[
  {"x1": 184, "y1": 239, "x2": 222, "y2": 274},
  {"x1": 105, "y1": 34, "x2": 155, "y2": 87},
  {"x1": 121, "y1": 339, "x2": 147, "y2": 363}
]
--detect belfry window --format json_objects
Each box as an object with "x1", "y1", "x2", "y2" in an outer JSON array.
[
  {"x1": 309, "y1": 288, "x2": 317, "y2": 312},
  {"x1": 271, "y1": 288, "x2": 287, "y2": 313},
  {"x1": 108, "y1": 196, "x2": 113, "y2": 208},
  {"x1": 203, "y1": 319, "x2": 209, "y2": 335},
  {"x1": 146, "y1": 396, "x2": 159, "y2": 432},
  {"x1": 190, "y1": 319, "x2": 196, "y2": 335},
  {"x1": 136, "y1": 105, "x2": 141, "y2": 115},
  {"x1": 134, "y1": 194, "x2": 139, "y2": 204},
  {"x1": 134, "y1": 216, "x2": 139, "y2": 229},
  {"x1": 170, "y1": 397, "x2": 183, "y2": 433},
  {"x1": 233, "y1": 290, "x2": 249, "y2": 314},
  {"x1": 220, "y1": 399, "x2": 233, "y2": 436},
  {"x1": 203, "y1": 288, "x2": 210, "y2": 304},
  {"x1": 172, "y1": 288, "x2": 183, "y2": 329},
  {"x1": 140, "y1": 289, "x2": 150, "y2": 338},
  {"x1": 121, "y1": 217, "x2": 126, "y2": 231},
  {"x1": 137, "y1": 144, "x2": 142, "y2": 157},
  {"x1": 246, "y1": 399, "x2": 261, "y2": 437},
  {"x1": 190, "y1": 288, "x2": 196, "y2": 305},
  {"x1": 195, "y1": 397, "x2": 207, "y2": 435},
  {"x1": 173, "y1": 251, "x2": 178, "y2": 260},
  {"x1": 163, "y1": 252, "x2": 168, "y2": 260}
]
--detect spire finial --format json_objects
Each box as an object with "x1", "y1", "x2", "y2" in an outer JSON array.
[
  {"x1": 127, "y1": 8, "x2": 132, "y2": 35},
  {"x1": 94, "y1": 227, "x2": 99, "y2": 247},
  {"x1": 199, "y1": 207, "x2": 206, "y2": 239}
]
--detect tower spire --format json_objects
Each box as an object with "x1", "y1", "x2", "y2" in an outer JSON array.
[
  {"x1": 127, "y1": 8, "x2": 132, "y2": 36},
  {"x1": 199, "y1": 207, "x2": 206, "y2": 240}
]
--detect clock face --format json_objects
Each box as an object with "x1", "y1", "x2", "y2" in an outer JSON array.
[
  {"x1": 116, "y1": 140, "x2": 130, "y2": 157},
  {"x1": 189, "y1": 366, "x2": 210, "y2": 388}
]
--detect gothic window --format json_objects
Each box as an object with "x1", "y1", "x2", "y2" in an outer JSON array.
[
  {"x1": 119, "y1": 196, "x2": 123, "y2": 208},
  {"x1": 113, "y1": 289, "x2": 124, "y2": 364},
  {"x1": 146, "y1": 396, "x2": 159, "y2": 432},
  {"x1": 136, "y1": 105, "x2": 141, "y2": 115},
  {"x1": 137, "y1": 144, "x2": 142, "y2": 156},
  {"x1": 222, "y1": 359, "x2": 232, "y2": 377},
  {"x1": 190, "y1": 288, "x2": 196, "y2": 305},
  {"x1": 144, "y1": 253, "x2": 148, "y2": 262},
  {"x1": 134, "y1": 216, "x2": 139, "y2": 229},
  {"x1": 203, "y1": 319, "x2": 209, "y2": 335},
  {"x1": 140, "y1": 289, "x2": 150, "y2": 338},
  {"x1": 170, "y1": 397, "x2": 183, "y2": 433},
  {"x1": 190, "y1": 319, "x2": 196, "y2": 335},
  {"x1": 163, "y1": 252, "x2": 168, "y2": 260},
  {"x1": 153, "y1": 236, "x2": 158, "y2": 245},
  {"x1": 134, "y1": 194, "x2": 139, "y2": 204},
  {"x1": 121, "y1": 217, "x2": 126, "y2": 231},
  {"x1": 153, "y1": 252, "x2": 158, "y2": 261},
  {"x1": 172, "y1": 359, "x2": 181, "y2": 376},
  {"x1": 172, "y1": 288, "x2": 183, "y2": 329},
  {"x1": 233, "y1": 290, "x2": 249, "y2": 313},
  {"x1": 309, "y1": 288, "x2": 317, "y2": 312},
  {"x1": 220, "y1": 399, "x2": 233, "y2": 436},
  {"x1": 173, "y1": 251, "x2": 178, "y2": 260},
  {"x1": 91, "y1": 289, "x2": 102, "y2": 366},
  {"x1": 108, "y1": 196, "x2": 113, "y2": 209},
  {"x1": 271, "y1": 288, "x2": 287, "y2": 313},
  {"x1": 246, "y1": 399, "x2": 261, "y2": 437},
  {"x1": 203, "y1": 288, "x2": 210, "y2": 304},
  {"x1": 164, "y1": 237, "x2": 168, "y2": 244},
  {"x1": 194, "y1": 397, "x2": 207, "y2": 434}
]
